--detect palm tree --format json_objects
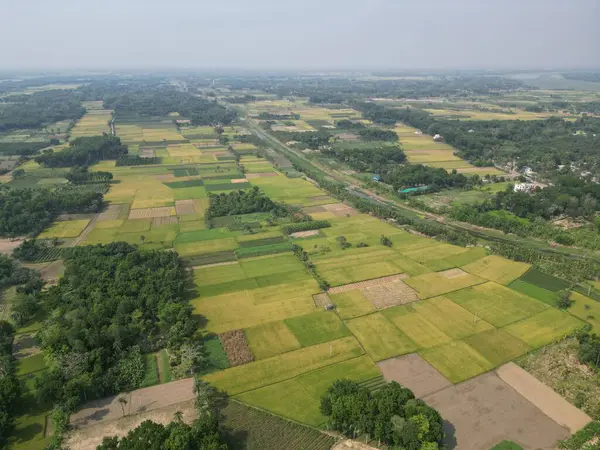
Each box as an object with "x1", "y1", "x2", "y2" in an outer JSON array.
[{"x1": 117, "y1": 395, "x2": 128, "y2": 417}]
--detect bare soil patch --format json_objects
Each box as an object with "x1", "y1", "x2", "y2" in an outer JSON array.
[
  {"x1": 70, "y1": 378, "x2": 195, "y2": 429},
  {"x1": 332, "y1": 440, "x2": 380, "y2": 450},
  {"x1": 13, "y1": 332, "x2": 40, "y2": 359},
  {"x1": 0, "y1": 238, "x2": 23, "y2": 255},
  {"x1": 140, "y1": 148, "x2": 155, "y2": 158},
  {"x1": 321, "y1": 203, "x2": 360, "y2": 217},
  {"x1": 337, "y1": 133, "x2": 360, "y2": 141},
  {"x1": 38, "y1": 260, "x2": 65, "y2": 285},
  {"x1": 152, "y1": 216, "x2": 179, "y2": 227},
  {"x1": 290, "y1": 230, "x2": 321, "y2": 238},
  {"x1": 67, "y1": 398, "x2": 197, "y2": 450},
  {"x1": 98, "y1": 204, "x2": 124, "y2": 221},
  {"x1": 231, "y1": 178, "x2": 249, "y2": 184},
  {"x1": 362, "y1": 280, "x2": 418, "y2": 309},
  {"x1": 128, "y1": 206, "x2": 174, "y2": 219},
  {"x1": 423, "y1": 372, "x2": 570, "y2": 450},
  {"x1": 175, "y1": 199, "x2": 196, "y2": 215},
  {"x1": 302, "y1": 205, "x2": 327, "y2": 214},
  {"x1": 496, "y1": 362, "x2": 591, "y2": 433},
  {"x1": 378, "y1": 354, "x2": 451, "y2": 398},
  {"x1": 328, "y1": 274, "x2": 409, "y2": 295},
  {"x1": 439, "y1": 268, "x2": 468, "y2": 279},
  {"x1": 192, "y1": 261, "x2": 238, "y2": 270},
  {"x1": 245, "y1": 172, "x2": 279, "y2": 179},
  {"x1": 154, "y1": 174, "x2": 176, "y2": 181},
  {"x1": 57, "y1": 213, "x2": 94, "y2": 221},
  {"x1": 218, "y1": 329, "x2": 254, "y2": 366},
  {"x1": 313, "y1": 292, "x2": 333, "y2": 308}
]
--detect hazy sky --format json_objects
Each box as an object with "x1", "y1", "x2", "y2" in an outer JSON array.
[{"x1": 1, "y1": 0, "x2": 598, "y2": 71}]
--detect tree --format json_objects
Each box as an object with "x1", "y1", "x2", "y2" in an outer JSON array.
[
  {"x1": 578, "y1": 332, "x2": 600, "y2": 369},
  {"x1": 557, "y1": 290, "x2": 574, "y2": 309},
  {"x1": 118, "y1": 396, "x2": 128, "y2": 417}
]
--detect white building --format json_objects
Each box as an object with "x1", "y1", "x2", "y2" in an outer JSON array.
[
  {"x1": 513, "y1": 183, "x2": 535, "y2": 193},
  {"x1": 433, "y1": 134, "x2": 443, "y2": 141}
]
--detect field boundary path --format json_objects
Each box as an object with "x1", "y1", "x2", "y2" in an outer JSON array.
[
  {"x1": 70, "y1": 212, "x2": 100, "y2": 246},
  {"x1": 496, "y1": 362, "x2": 592, "y2": 433}
]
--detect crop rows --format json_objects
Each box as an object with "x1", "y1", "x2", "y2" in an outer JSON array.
[
  {"x1": 519, "y1": 268, "x2": 571, "y2": 292},
  {"x1": 238, "y1": 236, "x2": 285, "y2": 248},
  {"x1": 235, "y1": 242, "x2": 291, "y2": 259},
  {"x1": 182, "y1": 251, "x2": 236, "y2": 267},
  {"x1": 26, "y1": 247, "x2": 63, "y2": 263},
  {"x1": 222, "y1": 401, "x2": 335, "y2": 450},
  {"x1": 116, "y1": 155, "x2": 161, "y2": 166}
]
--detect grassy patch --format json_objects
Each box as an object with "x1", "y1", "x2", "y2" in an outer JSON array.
[
  {"x1": 519, "y1": 268, "x2": 572, "y2": 292},
  {"x1": 157, "y1": 349, "x2": 172, "y2": 383},
  {"x1": 463, "y1": 329, "x2": 531, "y2": 367},
  {"x1": 508, "y1": 279, "x2": 558, "y2": 307},
  {"x1": 245, "y1": 321, "x2": 301, "y2": 360},
  {"x1": 235, "y1": 242, "x2": 291, "y2": 259},
  {"x1": 420, "y1": 340, "x2": 494, "y2": 383},
  {"x1": 504, "y1": 308, "x2": 585, "y2": 348},
  {"x1": 404, "y1": 271, "x2": 485, "y2": 299},
  {"x1": 236, "y1": 356, "x2": 380, "y2": 427},
  {"x1": 447, "y1": 282, "x2": 548, "y2": 327},
  {"x1": 119, "y1": 219, "x2": 152, "y2": 233},
  {"x1": 175, "y1": 238, "x2": 238, "y2": 256},
  {"x1": 38, "y1": 219, "x2": 90, "y2": 238},
  {"x1": 285, "y1": 311, "x2": 350, "y2": 347},
  {"x1": 569, "y1": 292, "x2": 600, "y2": 333},
  {"x1": 346, "y1": 313, "x2": 417, "y2": 361},
  {"x1": 140, "y1": 353, "x2": 159, "y2": 387},
  {"x1": 329, "y1": 290, "x2": 376, "y2": 319},
  {"x1": 17, "y1": 353, "x2": 46, "y2": 377},
  {"x1": 412, "y1": 296, "x2": 494, "y2": 339},
  {"x1": 202, "y1": 336, "x2": 363, "y2": 395},
  {"x1": 462, "y1": 255, "x2": 530, "y2": 285},
  {"x1": 489, "y1": 441, "x2": 524, "y2": 450},
  {"x1": 383, "y1": 305, "x2": 453, "y2": 349}
]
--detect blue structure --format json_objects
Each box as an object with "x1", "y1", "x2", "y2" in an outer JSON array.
[
  {"x1": 372, "y1": 175, "x2": 381, "y2": 182},
  {"x1": 399, "y1": 186, "x2": 429, "y2": 194}
]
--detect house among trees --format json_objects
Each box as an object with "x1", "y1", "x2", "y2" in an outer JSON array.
[
  {"x1": 513, "y1": 183, "x2": 535, "y2": 193},
  {"x1": 433, "y1": 133, "x2": 443, "y2": 141}
]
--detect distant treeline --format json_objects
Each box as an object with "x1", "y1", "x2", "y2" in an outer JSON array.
[{"x1": 36, "y1": 135, "x2": 127, "y2": 167}]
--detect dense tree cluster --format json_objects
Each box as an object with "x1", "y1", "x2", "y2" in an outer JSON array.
[
  {"x1": 0, "y1": 90, "x2": 85, "y2": 132},
  {"x1": 203, "y1": 74, "x2": 523, "y2": 101},
  {"x1": 33, "y1": 243, "x2": 198, "y2": 413},
  {"x1": 335, "y1": 120, "x2": 366, "y2": 130},
  {"x1": 577, "y1": 332, "x2": 600, "y2": 369},
  {"x1": 206, "y1": 187, "x2": 286, "y2": 219},
  {"x1": 0, "y1": 141, "x2": 52, "y2": 156},
  {"x1": 381, "y1": 165, "x2": 475, "y2": 193},
  {"x1": 65, "y1": 167, "x2": 113, "y2": 184},
  {"x1": 321, "y1": 380, "x2": 444, "y2": 449},
  {"x1": 0, "y1": 321, "x2": 19, "y2": 448},
  {"x1": 36, "y1": 135, "x2": 127, "y2": 168},
  {"x1": 86, "y1": 82, "x2": 236, "y2": 124},
  {"x1": 269, "y1": 129, "x2": 331, "y2": 149},
  {"x1": 357, "y1": 128, "x2": 398, "y2": 142},
  {"x1": 0, "y1": 185, "x2": 103, "y2": 237},
  {"x1": 98, "y1": 379, "x2": 227, "y2": 450},
  {"x1": 322, "y1": 146, "x2": 406, "y2": 173}
]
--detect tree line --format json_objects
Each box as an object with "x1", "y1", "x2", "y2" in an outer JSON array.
[
  {"x1": 35, "y1": 135, "x2": 127, "y2": 168},
  {"x1": 0, "y1": 185, "x2": 103, "y2": 237},
  {"x1": 0, "y1": 89, "x2": 85, "y2": 132},
  {"x1": 206, "y1": 186, "x2": 288, "y2": 219}
]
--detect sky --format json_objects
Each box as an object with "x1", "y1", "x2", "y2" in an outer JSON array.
[{"x1": 0, "y1": 0, "x2": 599, "y2": 71}]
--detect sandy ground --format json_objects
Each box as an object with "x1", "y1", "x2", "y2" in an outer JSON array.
[
  {"x1": 496, "y1": 362, "x2": 592, "y2": 433},
  {"x1": 290, "y1": 229, "x2": 321, "y2": 238},
  {"x1": 66, "y1": 399, "x2": 197, "y2": 450},
  {"x1": 128, "y1": 207, "x2": 174, "y2": 219},
  {"x1": 0, "y1": 238, "x2": 24, "y2": 255},
  {"x1": 423, "y1": 372, "x2": 570, "y2": 450},
  {"x1": 245, "y1": 172, "x2": 279, "y2": 179},
  {"x1": 332, "y1": 440, "x2": 379, "y2": 450},
  {"x1": 175, "y1": 199, "x2": 195, "y2": 215},
  {"x1": 97, "y1": 204, "x2": 124, "y2": 221},
  {"x1": 70, "y1": 378, "x2": 194, "y2": 429},
  {"x1": 377, "y1": 354, "x2": 452, "y2": 398}
]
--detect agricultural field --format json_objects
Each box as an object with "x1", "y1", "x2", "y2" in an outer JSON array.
[{"x1": 10, "y1": 90, "x2": 598, "y2": 450}]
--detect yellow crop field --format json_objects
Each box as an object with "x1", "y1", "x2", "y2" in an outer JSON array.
[
  {"x1": 70, "y1": 111, "x2": 112, "y2": 138},
  {"x1": 462, "y1": 255, "x2": 530, "y2": 285},
  {"x1": 38, "y1": 219, "x2": 90, "y2": 238}
]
